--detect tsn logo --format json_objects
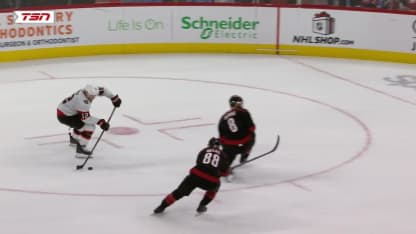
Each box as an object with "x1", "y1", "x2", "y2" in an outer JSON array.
[{"x1": 14, "y1": 11, "x2": 55, "y2": 24}]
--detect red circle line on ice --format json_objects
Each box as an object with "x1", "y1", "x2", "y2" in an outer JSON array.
[{"x1": 0, "y1": 75, "x2": 372, "y2": 197}]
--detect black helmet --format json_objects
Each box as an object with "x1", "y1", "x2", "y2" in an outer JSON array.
[
  {"x1": 208, "y1": 137, "x2": 220, "y2": 148},
  {"x1": 229, "y1": 95, "x2": 243, "y2": 107}
]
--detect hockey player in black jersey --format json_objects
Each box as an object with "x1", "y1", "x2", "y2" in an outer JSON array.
[
  {"x1": 218, "y1": 95, "x2": 256, "y2": 167},
  {"x1": 153, "y1": 137, "x2": 229, "y2": 214}
]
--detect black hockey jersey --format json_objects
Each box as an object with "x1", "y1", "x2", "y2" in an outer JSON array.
[
  {"x1": 190, "y1": 147, "x2": 229, "y2": 183},
  {"x1": 218, "y1": 107, "x2": 255, "y2": 146}
]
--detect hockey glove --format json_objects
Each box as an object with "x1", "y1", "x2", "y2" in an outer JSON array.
[
  {"x1": 111, "y1": 95, "x2": 122, "y2": 108},
  {"x1": 97, "y1": 119, "x2": 110, "y2": 131}
]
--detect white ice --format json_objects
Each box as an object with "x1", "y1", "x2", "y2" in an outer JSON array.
[{"x1": 0, "y1": 54, "x2": 415, "y2": 234}]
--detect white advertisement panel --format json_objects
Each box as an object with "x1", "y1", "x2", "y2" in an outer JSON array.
[
  {"x1": 172, "y1": 6, "x2": 276, "y2": 44},
  {"x1": 0, "y1": 9, "x2": 80, "y2": 50},
  {"x1": 0, "y1": 6, "x2": 276, "y2": 51},
  {"x1": 0, "y1": 7, "x2": 172, "y2": 51},
  {"x1": 280, "y1": 8, "x2": 416, "y2": 53},
  {"x1": 82, "y1": 7, "x2": 171, "y2": 44}
]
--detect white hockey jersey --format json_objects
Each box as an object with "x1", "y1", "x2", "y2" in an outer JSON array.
[{"x1": 57, "y1": 87, "x2": 115, "y2": 125}]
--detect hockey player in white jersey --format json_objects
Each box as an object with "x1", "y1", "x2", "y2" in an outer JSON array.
[{"x1": 57, "y1": 84, "x2": 122, "y2": 158}]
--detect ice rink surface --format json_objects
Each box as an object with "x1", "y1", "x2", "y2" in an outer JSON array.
[{"x1": 0, "y1": 54, "x2": 415, "y2": 234}]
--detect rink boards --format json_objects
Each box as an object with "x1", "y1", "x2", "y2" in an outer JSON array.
[{"x1": 0, "y1": 5, "x2": 415, "y2": 63}]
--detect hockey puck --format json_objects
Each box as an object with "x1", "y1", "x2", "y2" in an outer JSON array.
[{"x1": 88, "y1": 166, "x2": 93, "y2": 170}]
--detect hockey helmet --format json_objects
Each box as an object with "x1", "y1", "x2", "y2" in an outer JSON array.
[
  {"x1": 208, "y1": 137, "x2": 220, "y2": 148},
  {"x1": 84, "y1": 84, "x2": 100, "y2": 97},
  {"x1": 229, "y1": 95, "x2": 243, "y2": 107}
]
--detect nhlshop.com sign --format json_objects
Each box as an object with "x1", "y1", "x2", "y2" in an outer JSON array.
[
  {"x1": 292, "y1": 11, "x2": 354, "y2": 46},
  {"x1": 181, "y1": 16, "x2": 260, "y2": 40}
]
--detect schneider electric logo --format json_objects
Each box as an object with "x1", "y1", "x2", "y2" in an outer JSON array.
[{"x1": 181, "y1": 16, "x2": 259, "y2": 40}]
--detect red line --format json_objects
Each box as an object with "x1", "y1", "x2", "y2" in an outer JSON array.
[
  {"x1": 123, "y1": 114, "x2": 201, "y2": 125},
  {"x1": 158, "y1": 123, "x2": 215, "y2": 141},
  {"x1": 276, "y1": 7, "x2": 280, "y2": 55},
  {"x1": 25, "y1": 133, "x2": 67, "y2": 139},
  {"x1": 101, "y1": 139, "x2": 123, "y2": 149},
  {"x1": 0, "y1": 187, "x2": 162, "y2": 198},
  {"x1": 38, "y1": 71, "x2": 57, "y2": 79},
  {"x1": 159, "y1": 123, "x2": 215, "y2": 131},
  {"x1": 34, "y1": 136, "x2": 122, "y2": 149},
  {"x1": 289, "y1": 182, "x2": 312, "y2": 192},
  {"x1": 158, "y1": 129, "x2": 183, "y2": 141},
  {"x1": 38, "y1": 140, "x2": 68, "y2": 146}
]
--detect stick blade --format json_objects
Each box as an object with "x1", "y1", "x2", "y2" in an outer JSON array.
[{"x1": 231, "y1": 134, "x2": 280, "y2": 170}]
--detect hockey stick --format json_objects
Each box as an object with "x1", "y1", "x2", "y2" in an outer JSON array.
[
  {"x1": 231, "y1": 135, "x2": 280, "y2": 171},
  {"x1": 76, "y1": 107, "x2": 117, "y2": 170}
]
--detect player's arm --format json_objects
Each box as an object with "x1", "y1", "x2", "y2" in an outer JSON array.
[
  {"x1": 78, "y1": 110, "x2": 109, "y2": 131},
  {"x1": 99, "y1": 86, "x2": 122, "y2": 108},
  {"x1": 219, "y1": 152, "x2": 231, "y2": 177},
  {"x1": 245, "y1": 111, "x2": 256, "y2": 133},
  {"x1": 76, "y1": 96, "x2": 109, "y2": 129}
]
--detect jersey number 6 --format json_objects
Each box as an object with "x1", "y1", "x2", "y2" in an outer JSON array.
[{"x1": 227, "y1": 118, "x2": 239, "y2": 133}]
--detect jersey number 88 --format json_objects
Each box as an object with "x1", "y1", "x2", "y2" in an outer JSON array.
[{"x1": 202, "y1": 153, "x2": 220, "y2": 167}]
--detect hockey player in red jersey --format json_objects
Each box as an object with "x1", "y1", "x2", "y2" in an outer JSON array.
[
  {"x1": 153, "y1": 137, "x2": 229, "y2": 214},
  {"x1": 57, "y1": 84, "x2": 121, "y2": 158},
  {"x1": 218, "y1": 95, "x2": 256, "y2": 167}
]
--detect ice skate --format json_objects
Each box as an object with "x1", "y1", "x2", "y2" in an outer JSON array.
[
  {"x1": 69, "y1": 133, "x2": 78, "y2": 147},
  {"x1": 240, "y1": 154, "x2": 249, "y2": 163},
  {"x1": 153, "y1": 205, "x2": 165, "y2": 214},
  {"x1": 75, "y1": 144, "x2": 92, "y2": 159},
  {"x1": 196, "y1": 205, "x2": 207, "y2": 214}
]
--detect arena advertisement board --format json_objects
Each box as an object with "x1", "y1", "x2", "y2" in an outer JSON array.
[
  {"x1": 0, "y1": 6, "x2": 274, "y2": 51},
  {"x1": 171, "y1": 6, "x2": 276, "y2": 44},
  {"x1": 0, "y1": 5, "x2": 414, "y2": 61},
  {"x1": 0, "y1": 10, "x2": 79, "y2": 50},
  {"x1": 90, "y1": 7, "x2": 171, "y2": 44},
  {"x1": 0, "y1": 7, "x2": 172, "y2": 50},
  {"x1": 280, "y1": 8, "x2": 415, "y2": 53}
]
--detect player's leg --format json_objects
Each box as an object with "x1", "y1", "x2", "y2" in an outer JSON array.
[
  {"x1": 57, "y1": 115, "x2": 85, "y2": 147},
  {"x1": 69, "y1": 129, "x2": 80, "y2": 146},
  {"x1": 222, "y1": 145, "x2": 240, "y2": 181},
  {"x1": 68, "y1": 116, "x2": 84, "y2": 146},
  {"x1": 154, "y1": 175, "x2": 196, "y2": 214},
  {"x1": 240, "y1": 137, "x2": 255, "y2": 163},
  {"x1": 222, "y1": 145, "x2": 239, "y2": 167},
  {"x1": 196, "y1": 182, "x2": 220, "y2": 213},
  {"x1": 75, "y1": 123, "x2": 95, "y2": 158}
]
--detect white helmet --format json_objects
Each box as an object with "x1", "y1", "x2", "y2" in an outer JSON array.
[{"x1": 84, "y1": 84, "x2": 99, "y2": 96}]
